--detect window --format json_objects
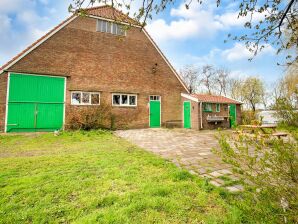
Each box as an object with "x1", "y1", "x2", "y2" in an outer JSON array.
[
  {"x1": 71, "y1": 92, "x2": 100, "y2": 105},
  {"x1": 149, "y1": 95, "x2": 160, "y2": 101},
  {"x1": 203, "y1": 103, "x2": 212, "y2": 112},
  {"x1": 96, "y1": 19, "x2": 126, "y2": 36},
  {"x1": 112, "y1": 93, "x2": 137, "y2": 107},
  {"x1": 216, "y1": 103, "x2": 220, "y2": 112}
]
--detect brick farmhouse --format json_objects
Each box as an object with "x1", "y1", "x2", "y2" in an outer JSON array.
[{"x1": 0, "y1": 5, "x2": 241, "y2": 132}]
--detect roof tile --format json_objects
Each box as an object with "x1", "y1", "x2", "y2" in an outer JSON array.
[
  {"x1": 191, "y1": 94, "x2": 242, "y2": 104},
  {"x1": 84, "y1": 5, "x2": 140, "y2": 26}
]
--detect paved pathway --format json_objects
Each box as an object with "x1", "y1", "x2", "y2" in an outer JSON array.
[{"x1": 115, "y1": 128, "x2": 243, "y2": 192}]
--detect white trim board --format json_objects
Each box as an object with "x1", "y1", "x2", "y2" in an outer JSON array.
[
  {"x1": 181, "y1": 93, "x2": 199, "y2": 102},
  {"x1": 63, "y1": 77, "x2": 67, "y2": 131},
  {"x1": 4, "y1": 72, "x2": 10, "y2": 133}
]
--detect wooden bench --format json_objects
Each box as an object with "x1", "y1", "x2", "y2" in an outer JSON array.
[
  {"x1": 272, "y1": 132, "x2": 288, "y2": 139},
  {"x1": 165, "y1": 120, "x2": 182, "y2": 128}
]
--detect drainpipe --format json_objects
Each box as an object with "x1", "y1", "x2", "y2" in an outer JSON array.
[{"x1": 200, "y1": 102, "x2": 203, "y2": 129}]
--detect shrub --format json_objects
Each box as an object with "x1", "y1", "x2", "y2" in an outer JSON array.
[
  {"x1": 274, "y1": 98, "x2": 298, "y2": 127},
  {"x1": 214, "y1": 130, "x2": 298, "y2": 223},
  {"x1": 241, "y1": 110, "x2": 256, "y2": 125},
  {"x1": 66, "y1": 102, "x2": 112, "y2": 130}
]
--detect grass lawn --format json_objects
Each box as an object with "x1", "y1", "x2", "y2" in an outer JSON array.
[{"x1": 0, "y1": 131, "x2": 242, "y2": 223}]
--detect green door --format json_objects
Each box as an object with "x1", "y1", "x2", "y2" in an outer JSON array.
[
  {"x1": 150, "y1": 101, "x2": 161, "y2": 128},
  {"x1": 183, "y1": 101, "x2": 191, "y2": 129},
  {"x1": 229, "y1": 104, "x2": 237, "y2": 128},
  {"x1": 6, "y1": 73, "x2": 65, "y2": 132}
]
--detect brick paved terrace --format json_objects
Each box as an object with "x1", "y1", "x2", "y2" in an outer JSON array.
[{"x1": 115, "y1": 128, "x2": 243, "y2": 192}]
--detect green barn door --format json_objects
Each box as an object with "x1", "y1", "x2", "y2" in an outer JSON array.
[
  {"x1": 229, "y1": 104, "x2": 237, "y2": 128},
  {"x1": 183, "y1": 101, "x2": 191, "y2": 128},
  {"x1": 6, "y1": 73, "x2": 65, "y2": 132},
  {"x1": 150, "y1": 101, "x2": 161, "y2": 128}
]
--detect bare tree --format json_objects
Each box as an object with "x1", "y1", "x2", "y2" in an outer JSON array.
[
  {"x1": 215, "y1": 68, "x2": 230, "y2": 96},
  {"x1": 180, "y1": 65, "x2": 199, "y2": 94},
  {"x1": 200, "y1": 65, "x2": 217, "y2": 95}
]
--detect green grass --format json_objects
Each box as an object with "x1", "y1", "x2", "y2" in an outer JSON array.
[{"x1": 0, "y1": 131, "x2": 241, "y2": 223}]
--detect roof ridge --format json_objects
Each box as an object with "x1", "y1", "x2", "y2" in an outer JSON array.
[
  {"x1": 191, "y1": 93, "x2": 242, "y2": 104},
  {"x1": 83, "y1": 5, "x2": 112, "y2": 11},
  {"x1": 83, "y1": 4, "x2": 140, "y2": 26}
]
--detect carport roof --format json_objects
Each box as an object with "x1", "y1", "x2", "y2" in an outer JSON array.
[{"x1": 191, "y1": 94, "x2": 242, "y2": 104}]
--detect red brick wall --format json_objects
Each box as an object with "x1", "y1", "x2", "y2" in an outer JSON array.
[
  {"x1": 201, "y1": 103, "x2": 230, "y2": 129},
  {"x1": 0, "y1": 72, "x2": 7, "y2": 132},
  {"x1": 236, "y1": 104, "x2": 242, "y2": 126},
  {"x1": 4, "y1": 16, "x2": 187, "y2": 129}
]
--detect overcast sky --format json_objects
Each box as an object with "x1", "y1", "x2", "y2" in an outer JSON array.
[{"x1": 0, "y1": 0, "x2": 286, "y2": 85}]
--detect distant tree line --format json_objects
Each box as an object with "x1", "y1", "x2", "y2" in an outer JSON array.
[{"x1": 179, "y1": 63, "x2": 298, "y2": 114}]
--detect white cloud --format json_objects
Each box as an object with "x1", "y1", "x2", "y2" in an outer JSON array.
[
  {"x1": 0, "y1": 0, "x2": 27, "y2": 13},
  {"x1": 0, "y1": 0, "x2": 71, "y2": 66},
  {"x1": 147, "y1": 2, "x2": 269, "y2": 42},
  {"x1": 147, "y1": 3, "x2": 223, "y2": 41},
  {"x1": 222, "y1": 43, "x2": 275, "y2": 61},
  {"x1": 0, "y1": 14, "x2": 12, "y2": 31}
]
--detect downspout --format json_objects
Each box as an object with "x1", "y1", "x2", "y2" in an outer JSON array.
[{"x1": 200, "y1": 102, "x2": 203, "y2": 129}]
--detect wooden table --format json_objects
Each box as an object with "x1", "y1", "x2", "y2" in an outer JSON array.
[{"x1": 239, "y1": 124, "x2": 287, "y2": 138}]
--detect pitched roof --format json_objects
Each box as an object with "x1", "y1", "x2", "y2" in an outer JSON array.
[
  {"x1": 0, "y1": 15, "x2": 76, "y2": 73},
  {"x1": 0, "y1": 5, "x2": 189, "y2": 93},
  {"x1": 84, "y1": 5, "x2": 140, "y2": 26},
  {"x1": 191, "y1": 94, "x2": 242, "y2": 104},
  {"x1": 0, "y1": 5, "x2": 141, "y2": 74}
]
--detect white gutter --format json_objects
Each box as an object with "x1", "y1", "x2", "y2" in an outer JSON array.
[{"x1": 200, "y1": 102, "x2": 203, "y2": 129}]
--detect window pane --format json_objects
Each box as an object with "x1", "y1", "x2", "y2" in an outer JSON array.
[
  {"x1": 121, "y1": 95, "x2": 128, "y2": 105},
  {"x1": 113, "y1": 95, "x2": 120, "y2": 105},
  {"x1": 112, "y1": 23, "x2": 117, "y2": 34},
  {"x1": 107, "y1": 22, "x2": 111, "y2": 33},
  {"x1": 72, "y1": 93, "x2": 81, "y2": 105},
  {"x1": 101, "y1": 21, "x2": 107, "y2": 32},
  {"x1": 204, "y1": 103, "x2": 212, "y2": 111},
  {"x1": 129, "y1": 95, "x2": 136, "y2": 105},
  {"x1": 82, "y1": 92, "x2": 90, "y2": 104},
  {"x1": 97, "y1": 20, "x2": 102, "y2": 31},
  {"x1": 91, "y1": 93, "x2": 100, "y2": 105},
  {"x1": 150, "y1": 95, "x2": 160, "y2": 101}
]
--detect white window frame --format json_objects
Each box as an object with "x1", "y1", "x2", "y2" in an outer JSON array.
[
  {"x1": 96, "y1": 19, "x2": 126, "y2": 36},
  {"x1": 71, "y1": 91, "x2": 100, "y2": 106},
  {"x1": 112, "y1": 93, "x2": 137, "y2": 107}
]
